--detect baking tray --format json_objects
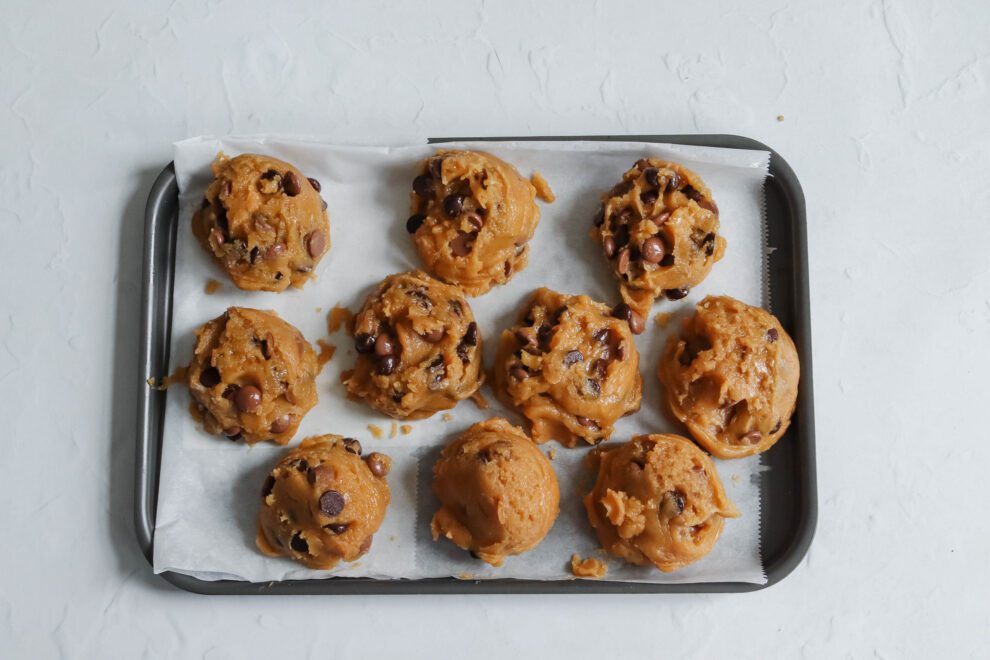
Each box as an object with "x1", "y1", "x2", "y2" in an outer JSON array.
[{"x1": 135, "y1": 134, "x2": 816, "y2": 594}]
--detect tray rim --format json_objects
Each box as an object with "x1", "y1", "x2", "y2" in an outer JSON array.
[{"x1": 135, "y1": 133, "x2": 816, "y2": 595}]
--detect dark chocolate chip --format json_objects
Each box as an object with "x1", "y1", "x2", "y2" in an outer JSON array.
[
  {"x1": 510, "y1": 365, "x2": 528, "y2": 381},
  {"x1": 269, "y1": 415, "x2": 291, "y2": 434},
  {"x1": 591, "y1": 358, "x2": 609, "y2": 378},
  {"x1": 576, "y1": 415, "x2": 599, "y2": 429},
  {"x1": 249, "y1": 246, "x2": 261, "y2": 264},
  {"x1": 594, "y1": 206, "x2": 605, "y2": 227},
  {"x1": 355, "y1": 333, "x2": 376, "y2": 354},
  {"x1": 261, "y1": 169, "x2": 279, "y2": 181},
  {"x1": 319, "y1": 490, "x2": 345, "y2": 516},
  {"x1": 612, "y1": 303, "x2": 644, "y2": 334},
  {"x1": 307, "y1": 177, "x2": 321, "y2": 192},
  {"x1": 462, "y1": 322, "x2": 479, "y2": 347},
  {"x1": 537, "y1": 324, "x2": 553, "y2": 350},
  {"x1": 321, "y1": 198, "x2": 328, "y2": 210},
  {"x1": 359, "y1": 535, "x2": 374, "y2": 553},
  {"x1": 771, "y1": 419, "x2": 782, "y2": 434},
  {"x1": 376, "y1": 355, "x2": 398, "y2": 376},
  {"x1": 412, "y1": 174, "x2": 434, "y2": 198},
  {"x1": 222, "y1": 384, "x2": 238, "y2": 399},
  {"x1": 443, "y1": 194, "x2": 464, "y2": 217},
  {"x1": 449, "y1": 300, "x2": 463, "y2": 317},
  {"x1": 290, "y1": 533, "x2": 308, "y2": 553},
  {"x1": 235, "y1": 385, "x2": 262, "y2": 413},
  {"x1": 374, "y1": 333, "x2": 395, "y2": 357},
  {"x1": 274, "y1": 271, "x2": 284, "y2": 281},
  {"x1": 592, "y1": 328, "x2": 610, "y2": 344},
  {"x1": 199, "y1": 367, "x2": 221, "y2": 388},
  {"x1": 200, "y1": 197, "x2": 210, "y2": 209},
  {"x1": 465, "y1": 211, "x2": 484, "y2": 230},
  {"x1": 258, "y1": 334, "x2": 272, "y2": 359},
  {"x1": 563, "y1": 350, "x2": 584, "y2": 367},
  {"x1": 306, "y1": 230, "x2": 326, "y2": 258},
  {"x1": 661, "y1": 490, "x2": 685, "y2": 518},
  {"x1": 665, "y1": 287, "x2": 689, "y2": 301},
  {"x1": 343, "y1": 437, "x2": 362, "y2": 455},
  {"x1": 641, "y1": 236, "x2": 666, "y2": 264},
  {"x1": 283, "y1": 171, "x2": 302, "y2": 196},
  {"x1": 406, "y1": 214, "x2": 426, "y2": 233},
  {"x1": 640, "y1": 189, "x2": 658, "y2": 205},
  {"x1": 261, "y1": 475, "x2": 275, "y2": 498},
  {"x1": 603, "y1": 235, "x2": 617, "y2": 258},
  {"x1": 429, "y1": 158, "x2": 443, "y2": 179},
  {"x1": 609, "y1": 180, "x2": 633, "y2": 198},
  {"x1": 365, "y1": 452, "x2": 389, "y2": 477},
  {"x1": 223, "y1": 426, "x2": 242, "y2": 439},
  {"x1": 643, "y1": 167, "x2": 660, "y2": 188},
  {"x1": 450, "y1": 231, "x2": 476, "y2": 256},
  {"x1": 307, "y1": 468, "x2": 318, "y2": 485},
  {"x1": 666, "y1": 171, "x2": 682, "y2": 192},
  {"x1": 767, "y1": 328, "x2": 779, "y2": 342},
  {"x1": 325, "y1": 523, "x2": 348, "y2": 535},
  {"x1": 583, "y1": 378, "x2": 602, "y2": 398}
]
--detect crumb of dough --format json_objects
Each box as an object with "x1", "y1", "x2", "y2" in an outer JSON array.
[
  {"x1": 530, "y1": 171, "x2": 555, "y2": 203},
  {"x1": 327, "y1": 304, "x2": 354, "y2": 334},
  {"x1": 367, "y1": 424, "x2": 384, "y2": 439},
  {"x1": 315, "y1": 340, "x2": 336, "y2": 369},
  {"x1": 400, "y1": 424, "x2": 413, "y2": 435},
  {"x1": 204, "y1": 278, "x2": 222, "y2": 295},
  {"x1": 442, "y1": 413, "x2": 453, "y2": 422},
  {"x1": 457, "y1": 572, "x2": 477, "y2": 580},
  {"x1": 339, "y1": 369, "x2": 354, "y2": 385},
  {"x1": 570, "y1": 554, "x2": 608, "y2": 578},
  {"x1": 777, "y1": 114, "x2": 785, "y2": 122},
  {"x1": 389, "y1": 421, "x2": 398, "y2": 439},
  {"x1": 149, "y1": 365, "x2": 188, "y2": 390},
  {"x1": 470, "y1": 390, "x2": 489, "y2": 410},
  {"x1": 654, "y1": 311, "x2": 673, "y2": 328},
  {"x1": 188, "y1": 401, "x2": 205, "y2": 423},
  {"x1": 315, "y1": 307, "x2": 322, "y2": 313},
  {"x1": 547, "y1": 447, "x2": 557, "y2": 461},
  {"x1": 731, "y1": 473, "x2": 742, "y2": 485}
]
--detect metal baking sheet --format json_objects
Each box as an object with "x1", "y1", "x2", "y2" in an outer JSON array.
[{"x1": 135, "y1": 134, "x2": 816, "y2": 594}]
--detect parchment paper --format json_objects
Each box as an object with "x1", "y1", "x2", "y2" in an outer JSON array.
[{"x1": 154, "y1": 137, "x2": 770, "y2": 584}]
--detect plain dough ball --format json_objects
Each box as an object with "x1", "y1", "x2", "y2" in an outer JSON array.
[
  {"x1": 192, "y1": 153, "x2": 330, "y2": 292},
  {"x1": 256, "y1": 435, "x2": 391, "y2": 569},
  {"x1": 431, "y1": 418, "x2": 560, "y2": 566},
  {"x1": 658, "y1": 295, "x2": 800, "y2": 458},
  {"x1": 186, "y1": 307, "x2": 319, "y2": 445},
  {"x1": 406, "y1": 150, "x2": 540, "y2": 296},
  {"x1": 583, "y1": 434, "x2": 739, "y2": 572},
  {"x1": 346, "y1": 270, "x2": 484, "y2": 419},
  {"x1": 590, "y1": 159, "x2": 725, "y2": 317},
  {"x1": 492, "y1": 288, "x2": 642, "y2": 447}
]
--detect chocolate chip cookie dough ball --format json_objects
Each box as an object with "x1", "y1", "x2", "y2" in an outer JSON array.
[
  {"x1": 192, "y1": 153, "x2": 330, "y2": 291},
  {"x1": 658, "y1": 295, "x2": 799, "y2": 459},
  {"x1": 584, "y1": 434, "x2": 739, "y2": 572},
  {"x1": 406, "y1": 150, "x2": 541, "y2": 296},
  {"x1": 591, "y1": 159, "x2": 725, "y2": 317},
  {"x1": 257, "y1": 435, "x2": 391, "y2": 569},
  {"x1": 492, "y1": 288, "x2": 642, "y2": 447},
  {"x1": 346, "y1": 271, "x2": 484, "y2": 419},
  {"x1": 186, "y1": 307, "x2": 318, "y2": 445},
  {"x1": 431, "y1": 418, "x2": 559, "y2": 566}
]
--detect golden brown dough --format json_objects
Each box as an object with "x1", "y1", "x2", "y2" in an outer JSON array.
[
  {"x1": 658, "y1": 295, "x2": 799, "y2": 459},
  {"x1": 192, "y1": 153, "x2": 330, "y2": 291},
  {"x1": 590, "y1": 159, "x2": 725, "y2": 317},
  {"x1": 346, "y1": 271, "x2": 484, "y2": 419},
  {"x1": 584, "y1": 434, "x2": 739, "y2": 572},
  {"x1": 406, "y1": 150, "x2": 540, "y2": 296},
  {"x1": 256, "y1": 435, "x2": 391, "y2": 569},
  {"x1": 492, "y1": 288, "x2": 642, "y2": 447},
  {"x1": 186, "y1": 307, "x2": 318, "y2": 445},
  {"x1": 431, "y1": 418, "x2": 559, "y2": 566}
]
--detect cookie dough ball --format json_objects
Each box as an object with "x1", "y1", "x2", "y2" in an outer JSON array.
[
  {"x1": 406, "y1": 150, "x2": 540, "y2": 296},
  {"x1": 492, "y1": 288, "x2": 643, "y2": 447},
  {"x1": 431, "y1": 418, "x2": 559, "y2": 566},
  {"x1": 186, "y1": 307, "x2": 318, "y2": 445},
  {"x1": 256, "y1": 435, "x2": 391, "y2": 569},
  {"x1": 658, "y1": 295, "x2": 799, "y2": 459},
  {"x1": 584, "y1": 434, "x2": 739, "y2": 572},
  {"x1": 192, "y1": 153, "x2": 330, "y2": 291},
  {"x1": 590, "y1": 159, "x2": 725, "y2": 317},
  {"x1": 346, "y1": 271, "x2": 484, "y2": 419}
]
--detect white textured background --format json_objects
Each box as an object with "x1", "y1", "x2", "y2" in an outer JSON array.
[{"x1": 2, "y1": 0, "x2": 988, "y2": 657}]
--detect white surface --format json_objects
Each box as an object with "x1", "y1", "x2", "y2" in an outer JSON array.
[
  {"x1": 1, "y1": 0, "x2": 988, "y2": 657},
  {"x1": 159, "y1": 137, "x2": 768, "y2": 584}
]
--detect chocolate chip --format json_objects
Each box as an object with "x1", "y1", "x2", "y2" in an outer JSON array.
[
  {"x1": 592, "y1": 328, "x2": 610, "y2": 344},
  {"x1": 680, "y1": 334, "x2": 712, "y2": 365},
  {"x1": 641, "y1": 236, "x2": 666, "y2": 264},
  {"x1": 462, "y1": 322, "x2": 479, "y2": 347},
  {"x1": 413, "y1": 174, "x2": 434, "y2": 198},
  {"x1": 307, "y1": 177, "x2": 321, "y2": 192},
  {"x1": 343, "y1": 437, "x2": 362, "y2": 455},
  {"x1": 290, "y1": 459, "x2": 309, "y2": 473},
  {"x1": 616, "y1": 343, "x2": 627, "y2": 360},
  {"x1": 537, "y1": 324, "x2": 554, "y2": 350},
  {"x1": 423, "y1": 327, "x2": 445, "y2": 343},
  {"x1": 261, "y1": 475, "x2": 275, "y2": 498},
  {"x1": 269, "y1": 415, "x2": 291, "y2": 434},
  {"x1": 767, "y1": 328, "x2": 779, "y2": 342},
  {"x1": 643, "y1": 167, "x2": 660, "y2": 188},
  {"x1": 366, "y1": 452, "x2": 389, "y2": 477},
  {"x1": 504, "y1": 260, "x2": 512, "y2": 277},
  {"x1": 199, "y1": 367, "x2": 221, "y2": 388},
  {"x1": 427, "y1": 355, "x2": 446, "y2": 386},
  {"x1": 443, "y1": 194, "x2": 464, "y2": 217},
  {"x1": 375, "y1": 333, "x2": 395, "y2": 357},
  {"x1": 359, "y1": 535, "x2": 373, "y2": 553},
  {"x1": 741, "y1": 430, "x2": 762, "y2": 444},
  {"x1": 307, "y1": 468, "x2": 319, "y2": 485},
  {"x1": 476, "y1": 449, "x2": 493, "y2": 464},
  {"x1": 661, "y1": 490, "x2": 685, "y2": 518},
  {"x1": 376, "y1": 355, "x2": 398, "y2": 376},
  {"x1": 603, "y1": 235, "x2": 617, "y2": 258},
  {"x1": 319, "y1": 490, "x2": 345, "y2": 516},
  {"x1": 665, "y1": 287, "x2": 689, "y2": 301},
  {"x1": 612, "y1": 303, "x2": 644, "y2": 334},
  {"x1": 406, "y1": 214, "x2": 426, "y2": 233},
  {"x1": 510, "y1": 365, "x2": 528, "y2": 381},
  {"x1": 261, "y1": 169, "x2": 279, "y2": 181},
  {"x1": 514, "y1": 328, "x2": 538, "y2": 354},
  {"x1": 616, "y1": 248, "x2": 631, "y2": 275},
  {"x1": 771, "y1": 419, "x2": 782, "y2": 434},
  {"x1": 266, "y1": 242, "x2": 286, "y2": 260},
  {"x1": 223, "y1": 426, "x2": 242, "y2": 439},
  {"x1": 258, "y1": 334, "x2": 272, "y2": 359},
  {"x1": 576, "y1": 415, "x2": 599, "y2": 429},
  {"x1": 235, "y1": 385, "x2": 262, "y2": 413},
  {"x1": 640, "y1": 189, "x2": 658, "y2": 205},
  {"x1": 429, "y1": 158, "x2": 443, "y2": 179},
  {"x1": 210, "y1": 227, "x2": 225, "y2": 247},
  {"x1": 200, "y1": 197, "x2": 210, "y2": 209},
  {"x1": 683, "y1": 185, "x2": 718, "y2": 213},
  {"x1": 449, "y1": 300, "x2": 463, "y2": 317},
  {"x1": 290, "y1": 533, "x2": 308, "y2": 553},
  {"x1": 306, "y1": 230, "x2": 326, "y2": 258},
  {"x1": 249, "y1": 246, "x2": 261, "y2": 264},
  {"x1": 666, "y1": 171, "x2": 681, "y2": 192},
  {"x1": 594, "y1": 206, "x2": 605, "y2": 227},
  {"x1": 321, "y1": 198, "x2": 327, "y2": 210},
  {"x1": 325, "y1": 523, "x2": 348, "y2": 535},
  {"x1": 450, "y1": 231, "x2": 476, "y2": 256},
  {"x1": 613, "y1": 224, "x2": 630, "y2": 248},
  {"x1": 609, "y1": 180, "x2": 632, "y2": 198},
  {"x1": 465, "y1": 211, "x2": 484, "y2": 230},
  {"x1": 222, "y1": 384, "x2": 238, "y2": 399},
  {"x1": 564, "y1": 350, "x2": 584, "y2": 367},
  {"x1": 355, "y1": 333, "x2": 376, "y2": 354},
  {"x1": 283, "y1": 171, "x2": 302, "y2": 196}
]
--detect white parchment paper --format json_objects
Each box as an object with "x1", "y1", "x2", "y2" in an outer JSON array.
[{"x1": 154, "y1": 137, "x2": 770, "y2": 584}]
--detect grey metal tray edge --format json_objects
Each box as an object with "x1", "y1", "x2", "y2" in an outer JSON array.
[{"x1": 135, "y1": 134, "x2": 815, "y2": 595}]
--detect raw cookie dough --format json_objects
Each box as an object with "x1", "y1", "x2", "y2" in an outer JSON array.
[
  {"x1": 584, "y1": 434, "x2": 739, "y2": 572},
  {"x1": 431, "y1": 418, "x2": 560, "y2": 566},
  {"x1": 590, "y1": 159, "x2": 725, "y2": 317},
  {"x1": 406, "y1": 150, "x2": 541, "y2": 296},
  {"x1": 256, "y1": 435, "x2": 391, "y2": 569},
  {"x1": 186, "y1": 307, "x2": 318, "y2": 445},
  {"x1": 658, "y1": 295, "x2": 800, "y2": 458},
  {"x1": 192, "y1": 153, "x2": 330, "y2": 292},
  {"x1": 346, "y1": 270, "x2": 484, "y2": 419},
  {"x1": 492, "y1": 288, "x2": 643, "y2": 447}
]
